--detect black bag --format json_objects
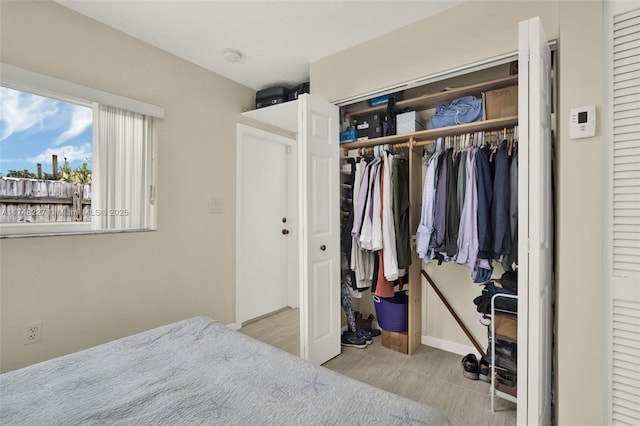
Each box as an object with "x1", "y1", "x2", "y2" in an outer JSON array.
[
  {"x1": 382, "y1": 97, "x2": 396, "y2": 136},
  {"x1": 473, "y1": 282, "x2": 517, "y2": 314},
  {"x1": 500, "y1": 270, "x2": 518, "y2": 293},
  {"x1": 288, "y1": 82, "x2": 310, "y2": 101},
  {"x1": 256, "y1": 86, "x2": 289, "y2": 109}
]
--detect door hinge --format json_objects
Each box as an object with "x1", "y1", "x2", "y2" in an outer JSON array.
[{"x1": 286, "y1": 146, "x2": 292, "y2": 154}]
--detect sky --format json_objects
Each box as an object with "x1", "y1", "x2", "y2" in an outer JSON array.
[{"x1": 0, "y1": 86, "x2": 92, "y2": 177}]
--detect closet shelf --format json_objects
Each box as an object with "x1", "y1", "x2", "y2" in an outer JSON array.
[
  {"x1": 347, "y1": 75, "x2": 518, "y2": 117},
  {"x1": 340, "y1": 116, "x2": 518, "y2": 150}
]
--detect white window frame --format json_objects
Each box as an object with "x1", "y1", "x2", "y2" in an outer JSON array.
[{"x1": 0, "y1": 63, "x2": 163, "y2": 238}]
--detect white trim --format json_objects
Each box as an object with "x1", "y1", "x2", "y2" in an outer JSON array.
[
  {"x1": 0, "y1": 221, "x2": 92, "y2": 236},
  {"x1": 333, "y1": 42, "x2": 556, "y2": 107},
  {"x1": 226, "y1": 322, "x2": 241, "y2": 331},
  {"x1": 603, "y1": 2, "x2": 615, "y2": 423},
  {"x1": 421, "y1": 335, "x2": 479, "y2": 358},
  {"x1": 1, "y1": 63, "x2": 165, "y2": 118}
]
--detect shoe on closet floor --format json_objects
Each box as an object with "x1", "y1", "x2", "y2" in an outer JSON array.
[
  {"x1": 356, "y1": 329, "x2": 373, "y2": 345},
  {"x1": 478, "y1": 356, "x2": 491, "y2": 383},
  {"x1": 461, "y1": 353, "x2": 479, "y2": 380},
  {"x1": 341, "y1": 331, "x2": 368, "y2": 348},
  {"x1": 369, "y1": 328, "x2": 382, "y2": 337}
]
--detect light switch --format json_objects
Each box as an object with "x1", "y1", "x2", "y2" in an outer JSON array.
[{"x1": 208, "y1": 198, "x2": 223, "y2": 214}]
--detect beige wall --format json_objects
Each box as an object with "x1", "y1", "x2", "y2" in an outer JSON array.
[
  {"x1": 556, "y1": 2, "x2": 604, "y2": 425},
  {"x1": 311, "y1": 1, "x2": 604, "y2": 424},
  {"x1": 0, "y1": 0, "x2": 607, "y2": 423},
  {"x1": 0, "y1": 1, "x2": 255, "y2": 372}
]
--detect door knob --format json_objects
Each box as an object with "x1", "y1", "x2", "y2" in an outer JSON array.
[
  {"x1": 282, "y1": 229, "x2": 289, "y2": 235},
  {"x1": 320, "y1": 244, "x2": 326, "y2": 251}
]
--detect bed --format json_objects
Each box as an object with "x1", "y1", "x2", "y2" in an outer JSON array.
[{"x1": 1, "y1": 316, "x2": 448, "y2": 425}]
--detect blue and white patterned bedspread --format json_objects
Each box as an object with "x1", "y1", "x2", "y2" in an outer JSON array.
[{"x1": 0, "y1": 316, "x2": 449, "y2": 425}]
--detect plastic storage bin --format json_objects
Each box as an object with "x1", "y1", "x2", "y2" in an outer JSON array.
[{"x1": 373, "y1": 291, "x2": 408, "y2": 332}]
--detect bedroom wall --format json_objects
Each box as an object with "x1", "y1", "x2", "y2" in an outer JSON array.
[
  {"x1": 310, "y1": 1, "x2": 604, "y2": 425},
  {"x1": 0, "y1": 1, "x2": 255, "y2": 372}
]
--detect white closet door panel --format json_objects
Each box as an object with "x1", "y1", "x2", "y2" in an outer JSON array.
[
  {"x1": 605, "y1": 2, "x2": 640, "y2": 425},
  {"x1": 298, "y1": 94, "x2": 341, "y2": 365},
  {"x1": 517, "y1": 16, "x2": 553, "y2": 426}
]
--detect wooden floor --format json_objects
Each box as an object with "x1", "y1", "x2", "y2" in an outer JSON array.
[{"x1": 239, "y1": 307, "x2": 516, "y2": 426}]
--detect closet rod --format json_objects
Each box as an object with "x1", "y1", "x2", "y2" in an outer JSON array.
[
  {"x1": 421, "y1": 269, "x2": 486, "y2": 357},
  {"x1": 413, "y1": 127, "x2": 518, "y2": 149}
]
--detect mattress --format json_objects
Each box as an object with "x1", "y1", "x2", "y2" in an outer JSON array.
[{"x1": 0, "y1": 316, "x2": 449, "y2": 425}]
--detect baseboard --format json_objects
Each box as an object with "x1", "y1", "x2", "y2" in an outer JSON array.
[
  {"x1": 226, "y1": 322, "x2": 241, "y2": 331},
  {"x1": 422, "y1": 335, "x2": 480, "y2": 358}
]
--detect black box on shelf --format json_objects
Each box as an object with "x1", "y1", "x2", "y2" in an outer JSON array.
[
  {"x1": 354, "y1": 112, "x2": 382, "y2": 140},
  {"x1": 256, "y1": 86, "x2": 290, "y2": 109}
]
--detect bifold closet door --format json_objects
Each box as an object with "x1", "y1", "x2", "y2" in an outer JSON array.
[
  {"x1": 604, "y1": 2, "x2": 640, "y2": 424},
  {"x1": 298, "y1": 94, "x2": 341, "y2": 365},
  {"x1": 518, "y1": 16, "x2": 553, "y2": 426}
]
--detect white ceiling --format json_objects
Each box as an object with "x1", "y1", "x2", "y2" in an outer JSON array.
[{"x1": 54, "y1": 0, "x2": 462, "y2": 91}]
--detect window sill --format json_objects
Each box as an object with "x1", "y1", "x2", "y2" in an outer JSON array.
[{"x1": 0, "y1": 228, "x2": 156, "y2": 239}]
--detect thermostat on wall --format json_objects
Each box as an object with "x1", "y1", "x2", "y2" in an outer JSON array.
[{"x1": 570, "y1": 105, "x2": 596, "y2": 139}]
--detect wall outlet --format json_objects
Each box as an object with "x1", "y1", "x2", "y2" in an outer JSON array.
[{"x1": 23, "y1": 321, "x2": 42, "y2": 344}]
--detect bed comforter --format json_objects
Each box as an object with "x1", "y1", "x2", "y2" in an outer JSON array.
[{"x1": 0, "y1": 316, "x2": 448, "y2": 425}]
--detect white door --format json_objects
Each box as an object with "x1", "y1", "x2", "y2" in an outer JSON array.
[
  {"x1": 604, "y1": 2, "x2": 640, "y2": 424},
  {"x1": 298, "y1": 94, "x2": 341, "y2": 365},
  {"x1": 236, "y1": 124, "x2": 297, "y2": 324},
  {"x1": 518, "y1": 17, "x2": 553, "y2": 426}
]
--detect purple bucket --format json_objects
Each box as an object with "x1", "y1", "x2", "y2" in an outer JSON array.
[{"x1": 373, "y1": 291, "x2": 408, "y2": 332}]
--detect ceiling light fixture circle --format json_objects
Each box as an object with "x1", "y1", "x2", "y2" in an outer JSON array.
[{"x1": 223, "y1": 49, "x2": 242, "y2": 63}]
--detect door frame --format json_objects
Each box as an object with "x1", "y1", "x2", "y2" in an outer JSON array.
[{"x1": 235, "y1": 124, "x2": 299, "y2": 326}]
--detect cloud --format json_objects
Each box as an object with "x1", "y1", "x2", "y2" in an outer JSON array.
[
  {"x1": 54, "y1": 104, "x2": 92, "y2": 146},
  {"x1": 0, "y1": 87, "x2": 59, "y2": 141},
  {"x1": 26, "y1": 143, "x2": 92, "y2": 165}
]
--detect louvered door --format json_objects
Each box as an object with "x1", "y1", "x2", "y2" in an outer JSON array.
[{"x1": 604, "y1": 2, "x2": 640, "y2": 425}]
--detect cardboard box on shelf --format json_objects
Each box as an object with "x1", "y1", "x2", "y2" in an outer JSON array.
[
  {"x1": 484, "y1": 85, "x2": 518, "y2": 119},
  {"x1": 493, "y1": 313, "x2": 517, "y2": 341},
  {"x1": 381, "y1": 330, "x2": 408, "y2": 354}
]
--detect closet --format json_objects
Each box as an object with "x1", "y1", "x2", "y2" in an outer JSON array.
[
  {"x1": 338, "y1": 16, "x2": 553, "y2": 426},
  {"x1": 340, "y1": 74, "x2": 520, "y2": 355}
]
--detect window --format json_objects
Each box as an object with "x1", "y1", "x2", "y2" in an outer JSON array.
[
  {"x1": 1, "y1": 87, "x2": 94, "y2": 225},
  {"x1": 0, "y1": 64, "x2": 163, "y2": 237}
]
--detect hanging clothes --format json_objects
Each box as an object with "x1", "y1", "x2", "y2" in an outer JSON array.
[
  {"x1": 476, "y1": 144, "x2": 493, "y2": 260},
  {"x1": 416, "y1": 149, "x2": 441, "y2": 259},
  {"x1": 429, "y1": 149, "x2": 449, "y2": 254},
  {"x1": 445, "y1": 150, "x2": 461, "y2": 257},
  {"x1": 381, "y1": 152, "x2": 400, "y2": 281},
  {"x1": 491, "y1": 140, "x2": 512, "y2": 259},
  {"x1": 456, "y1": 148, "x2": 479, "y2": 269},
  {"x1": 359, "y1": 159, "x2": 382, "y2": 251},
  {"x1": 351, "y1": 159, "x2": 374, "y2": 289},
  {"x1": 393, "y1": 157, "x2": 411, "y2": 270}
]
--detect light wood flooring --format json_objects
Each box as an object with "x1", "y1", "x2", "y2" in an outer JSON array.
[{"x1": 239, "y1": 307, "x2": 516, "y2": 426}]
